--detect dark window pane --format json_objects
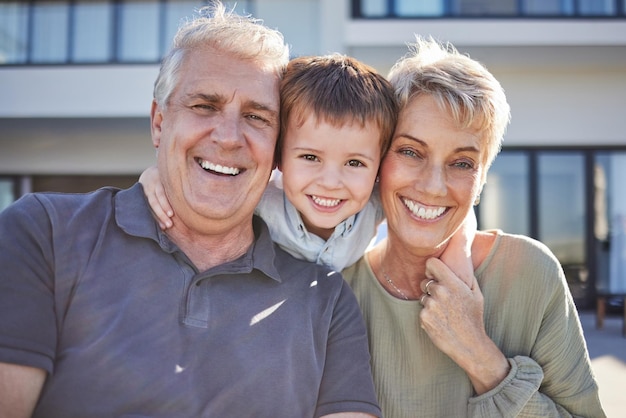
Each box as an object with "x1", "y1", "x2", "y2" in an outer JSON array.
[
  {"x1": 163, "y1": 1, "x2": 205, "y2": 54},
  {"x1": 538, "y1": 153, "x2": 586, "y2": 265},
  {"x1": 31, "y1": 1, "x2": 70, "y2": 63},
  {"x1": 579, "y1": 0, "x2": 615, "y2": 15},
  {"x1": 360, "y1": 0, "x2": 387, "y2": 17},
  {"x1": 480, "y1": 152, "x2": 530, "y2": 235},
  {"x1": 118, "y1": 0, "x2": 160, "y2": 62},
  {"x1": 0, "y1": 178, "x2": 15, "y2": 212},
  {"x1": 395, "y1": 0, "x2": 444, "y2": 16},
  {"x1": 450, "y1": 0, "x2": 518, "y2": 16},
  {"x1": 594, "y1": 152, "x2": 626, "y2": 294},
  {"x1": 0, "y1": 2, "x2": 29, "y2": 64},
  {"x1": 72, "y1": 1, "x2": 113, "y2": 62}
]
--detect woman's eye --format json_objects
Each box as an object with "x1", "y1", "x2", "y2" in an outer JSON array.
[
  {"x1": 347, "y1": 160, "x2": 365, "y2": 168},
  {"x1": 399, "y1": 148, "x2": 418, "y2": 158}
]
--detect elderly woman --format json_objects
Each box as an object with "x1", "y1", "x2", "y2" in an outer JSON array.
[{"x1": 342, "y1": 37, "x2": 605, "y2": 417}]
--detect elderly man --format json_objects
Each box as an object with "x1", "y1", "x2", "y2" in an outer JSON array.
[{"x1": 0, "y1": 2, "x2": 379, "y2": 417}]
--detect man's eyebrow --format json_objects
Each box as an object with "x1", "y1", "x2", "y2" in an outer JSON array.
[
  {"x1": 187, "y1": 93, "x2": 222, "y2": 102},
  {"x1": 186, "y1": 93, "x2": 278, "y2": 116},
  {"x1": 247, "y1": 101, "x2": 279, "y2": 119}
]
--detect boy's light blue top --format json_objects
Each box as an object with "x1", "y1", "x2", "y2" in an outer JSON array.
[{"x1": 256, "y1": 172, "x2": 385, "y2": 271}]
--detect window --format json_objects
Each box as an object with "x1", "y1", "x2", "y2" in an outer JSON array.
[
  {"x1": 31, "y1": 1, "x2": 70, "y2": 63},
  {"x1": 0, "y1": 178, "x2": 15, "y2": 212},
  {"x1": 480, "y1": 152, "x2": 530, "y2": 235},
  {"x1": 395, "y1": 0, "x2": 444, "y2": 16},
  {"x1": 451, "y1": 0, "x2": 517, "y2": 16},
  {"x1": 537, "y1": 152, "x2": 586, "y2": 266},
  {"x1": 0, "y1": 2, "x2": 28, "y2": 64},
  {"x1": 353, "y1": 0, "x2": 625, "y2": 17},
  {"x1": 72, "y1": 1, "x2": 114, "y2": 63},
  {"x1": 117, "y1": 0, "x2": 160, "y2": 62}
]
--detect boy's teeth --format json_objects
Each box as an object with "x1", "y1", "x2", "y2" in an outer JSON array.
[
  {"x1": 199, "y1": 160, "x2": 240, "y2": 175},
  {"x1": 402, "y1": 198, "x2": 446, "y2": 220},
  {"x1": 312, "y1": 196, "x2": 340, "y2": 207}
]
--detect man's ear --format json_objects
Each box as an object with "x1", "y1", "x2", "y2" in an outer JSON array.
[{"x1": 150, "y1": 100, "x2": 163, "y2": 149}]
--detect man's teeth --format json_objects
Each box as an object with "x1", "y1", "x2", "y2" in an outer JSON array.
[
  {"x1": 311, "y1": 195, "x2": 341, "y2": 207},
  {"x1": 402, "y1": 198, "x2": 446, "y2": 220},
  {"x1": 199, "y1": 160, "x2": 240, "y2": 175}
]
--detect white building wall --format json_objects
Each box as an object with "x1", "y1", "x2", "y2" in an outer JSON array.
[{"x1": 0, "y1": 0, "x2": 624, "y2": 175}]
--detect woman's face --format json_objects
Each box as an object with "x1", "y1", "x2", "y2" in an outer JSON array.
[{"x1": 379, "y1": 94, "x2": 486, "y2": 256}]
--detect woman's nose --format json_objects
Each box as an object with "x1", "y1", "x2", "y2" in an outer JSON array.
[{"x1": 421, "y1": 165, "x2": 447, "y2": 197}]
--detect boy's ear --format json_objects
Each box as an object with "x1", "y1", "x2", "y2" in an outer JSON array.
[{"x1": 150, "y1": 100, "x2": 163, "y2": 149}]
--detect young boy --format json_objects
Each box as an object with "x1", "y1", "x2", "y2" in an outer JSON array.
[{"x1": 141, "y1": 53, "x2": 474, "y2": 275}]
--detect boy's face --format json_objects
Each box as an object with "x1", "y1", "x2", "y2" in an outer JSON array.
[{"x1": 279, "y1": 115, "x2": 381, "y2": 240}]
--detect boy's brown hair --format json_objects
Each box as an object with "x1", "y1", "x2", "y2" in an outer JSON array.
[{"x1": 276, "y1": 54, "x2": 398, "y2": 165}]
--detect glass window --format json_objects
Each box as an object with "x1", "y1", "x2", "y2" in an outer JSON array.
[
  {"x1": 163, "y1": 1, "x2": 206, "y2": 54},
  {"x1": 480, "y1": 152, "x2": 530, "y2": 235},
  {"x1": 0, "y1": 178, "x2": 15, "y2": 212},
  {"x1": 118, "y1": 0, "x2": 160, "y2": 62},
  {"x1": 0, "y1": 2, "x2": 29, "y2": 64},
  {"x1": 31, "y1": 0, "x2": 70, "y2": 63},
  {"x1": 450, "y1": 0, "x2": 517, "y2": 16},
  {"x1": 359, "y1": 0, "x2": 387, "y2": 17},
  {"x1": 537, "y1": 153, "x2": 586, "y2": 265},
  {"x1": 72, "y1": 1, "x2": 113, "y2": 63},
  {"x1": 579, "y1": 0, "x2": 615, "y2": 15},
  {"x1": 523, "y1": 0, "x2": 574, "y2": 15},
  {"x1": 595, "y1": 152, "x2": 626, "y2": 294},
  {"x1": 395, "y1": 0, "x2": 444, "y2": 16}
]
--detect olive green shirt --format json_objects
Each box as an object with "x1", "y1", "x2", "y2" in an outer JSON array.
[{"x1": 343, "y1": 230, "x2": 605, "y2": 418}]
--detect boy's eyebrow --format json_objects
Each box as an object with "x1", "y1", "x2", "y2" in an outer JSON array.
[{"x1": 292, "y1": 146, "x2": 378, "y2": 162}]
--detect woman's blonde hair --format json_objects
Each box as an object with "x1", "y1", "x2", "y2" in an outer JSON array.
[{"x1": 388, "y1": 36, "x2": 510, "y2": 170}]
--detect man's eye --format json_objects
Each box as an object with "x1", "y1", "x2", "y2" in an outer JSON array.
[
  {"x1": 453, "y1": 160, "x2": 474, "y2": 170},
  {"x1": 192, "y1": 104, "x2": 215, "y2": 111},
  {"x1": 247, "y1": 114, "x2": 269, "y2": 123}
]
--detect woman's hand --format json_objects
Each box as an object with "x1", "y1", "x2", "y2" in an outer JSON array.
[
  {"x1": 440, "y1": 210, "x2": 476, "y2": 288},
  {"x1": 419, "y1": 258, "x2": 510, "y2": 395},
  {"x1": 138, "y1": 166, "x2": 174, "y2": 229}
]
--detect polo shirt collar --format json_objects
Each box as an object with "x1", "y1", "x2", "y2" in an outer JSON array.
[{"x1": 114, "y1": 183, "x2": 282, "y2": 282}]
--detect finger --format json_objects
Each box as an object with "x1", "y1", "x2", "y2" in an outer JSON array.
[
  {"x1": 419, "y1": 293, "x2": 429, "y2": 306},
  {"x1": 426, "y1": 257, "x2": 472, "y2": 289},
  {"x1": 147, "y1": 191, "x2": 172, "y2": 229},
  {"x1": 421, "y1": 278, "x2": 437, "y2": 295}
]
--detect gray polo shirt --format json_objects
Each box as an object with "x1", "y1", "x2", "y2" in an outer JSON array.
[{"x1": 0, "y1": 184, "x2": 380, "y2": 418}]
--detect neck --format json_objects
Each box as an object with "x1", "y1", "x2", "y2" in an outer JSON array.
[
  {"x1": 371, "y1": 240, "x2": 428, "y2": 300},
  {"x1": 166, "y1": 220, "x2": 255, "y2": 272}
]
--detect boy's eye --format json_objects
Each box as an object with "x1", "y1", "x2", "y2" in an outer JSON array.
[
  {"x1": 347, "y1": 160, "x2": 365, "y2": 168},
  {"x1": 301, "y1": 154, "x2": 319, "y2": 162}
]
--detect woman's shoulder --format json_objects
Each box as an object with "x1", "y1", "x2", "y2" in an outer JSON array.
[{"x1": 476, "y1": 230, "x2": 563, "y2": 278}]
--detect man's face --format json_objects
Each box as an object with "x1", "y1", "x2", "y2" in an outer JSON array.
[{"x1": 150, "y1": 47, "x2": 281, "y2": 235}]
